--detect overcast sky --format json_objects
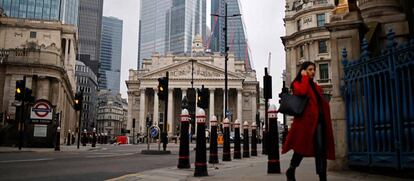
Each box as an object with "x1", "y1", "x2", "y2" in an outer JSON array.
[{"x1": 103, "y1": 0, "x2": 286, "y2": 106}]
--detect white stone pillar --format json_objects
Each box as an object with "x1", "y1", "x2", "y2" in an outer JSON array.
[
  {"x1": 209, "y1": 88, "x2": 215, "y2": 131},
  {"x1": 139, "y1": 88, "x2": 146, "y2": 133},
  {"x1": 251, "y1": 91, "x2": 257, "y2": 124},
  {"x1": 182, "y1": 88, "x2": 187, "y2": 99},
  {"x1": 167, "y1": 88, "x2": 173, "y2": 136},
  {"x1": 237, "y1": 88, "x2": 242, "y2": 122},
  {"x1": 153, "y1": 87, "x2": 159, "y2": 125}
]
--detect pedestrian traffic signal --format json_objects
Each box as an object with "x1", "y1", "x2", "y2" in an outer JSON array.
[
  {"x1": 24, "y1": 88, "x2": 35, "y2": 103},
  {"x1": 15, "y1": 80, "x2": 25, "y2": 101},
  {"x1": 263, "y1": 68, "x2": 272, "y2": 99},
  {"x1": 74, "y1": 92, "x2": 83, "y2": 111},
  {"x1": 158, "y1": 77, "x2": 168, "y2": 100},
  {"x1": 197, "y1": 85, "x2": 209, "y2": 109}
]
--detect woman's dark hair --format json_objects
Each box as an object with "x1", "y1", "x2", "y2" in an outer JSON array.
[{"x1": 290, "y1": 61, "x2": 316, "y2": 90}]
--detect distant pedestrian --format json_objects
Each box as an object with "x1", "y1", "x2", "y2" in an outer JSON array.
[{"x1": 282, "y1": 61, "x2": 335, "y2": 181}]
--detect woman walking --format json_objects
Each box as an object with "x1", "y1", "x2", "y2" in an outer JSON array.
[{"x1": 282, "y1": 61, "x2": 335, "y2": 181}]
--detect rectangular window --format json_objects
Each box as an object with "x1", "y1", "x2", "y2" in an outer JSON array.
[
  {"x1": 30, "y1": 31, "x2": 37, "y2": 38},
  {"x1": 319, "y1": 63, "x2": 329, "y2": 80},
  {"x1": 318, "y1": 40, "x2": 327, "y2": 53},
  {"x1": 317, "y1": 14, "x2": 325, "y2": 27},
  {"x1": 299, "y1": 45, "x2": 304, "y2": 58},
  {"x1": 297, "y1": 19, "x2": 302, "y2": 31}
]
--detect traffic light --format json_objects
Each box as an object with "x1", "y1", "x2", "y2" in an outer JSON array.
[
  {"x1": 197, "y1": 86, "x2": 209, "y2": 109},
  {"x1": 74, "y1": 92, "x2": 83, "y2": 111},
  {"x1": 24, "y1": 88, "x2": 35, "y2": 103},
  {"x1": 263, "y1": 68, "x2": 272, "y2": 99},
  {"x1": 157, "y1": 77, "x2": 168, "y2": 100},
  {"x1": 15, "y1": 80, "x2": 25, "y2": 101}
]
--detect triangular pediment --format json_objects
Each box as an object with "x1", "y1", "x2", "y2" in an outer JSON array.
[{"x1": 142, "y1": 61, "x2": 244, "y2": 80}]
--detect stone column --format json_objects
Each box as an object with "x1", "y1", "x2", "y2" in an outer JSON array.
[
  {"x1": 167, "y1": 88, "x2": 173, "y2": 136},
  {"x1": 182, "y1": 88, "x2": 187, "y2": 99},
  {"x1": 209, "y1": 88, "x2": 215, "y2": 130},
  {"x1": 64, "y1": 38, "x2": 69, "y2": 64},
  {"x1": 153, "y1": 87, "x2": 159, "y2": 125},
  {"x1": 237, "y1": 88, "x2": 242, "y2": 122},
  {"x1": 139, "y1": 88, "x2": 146, "y2": 133}
]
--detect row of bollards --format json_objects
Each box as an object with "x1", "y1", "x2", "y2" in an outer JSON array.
[{"x1": 178, "y1": 105, "x2": 280, "y2": 177}]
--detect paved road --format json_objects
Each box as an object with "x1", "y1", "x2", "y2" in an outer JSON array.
[{"x1": 0, "y1": 143, "x2": 194, "y2": 181}]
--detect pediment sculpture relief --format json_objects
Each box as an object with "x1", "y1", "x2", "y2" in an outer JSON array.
[{"x1": 151, "y1": 63, "x2": 225, "y2": 78}]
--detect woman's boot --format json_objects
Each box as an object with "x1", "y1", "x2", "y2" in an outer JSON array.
[
  {"x1": 318, "y1": 172, "x2": 327, "y2": 181},
  {"x1": 286, "y1": 166, "x2": 296, "y2": 181}
]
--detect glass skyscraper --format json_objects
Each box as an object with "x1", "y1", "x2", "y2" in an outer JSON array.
[
  {"x1": 0, "y1": 0, "x2": 79, "y2": 25},
  {"x1": 137, "y1": 0, "x2": 206, "y2": 69},
  {"x1": 210, "y1": 0, "x2": 251, "y2": 69},
  {"x1": 99, "y1": 16, "x2": 123, "y2": 93},
  {"x1": 77, "y1": 0, "x2": 103, "y2": 76}
]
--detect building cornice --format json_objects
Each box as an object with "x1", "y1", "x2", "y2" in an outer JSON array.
[
  {"x1": 281, "y1": 26, "x2": 329, "y2": 46},
  {"x1": 284, "y1": 5, "x2": 335, "y2": 22}
]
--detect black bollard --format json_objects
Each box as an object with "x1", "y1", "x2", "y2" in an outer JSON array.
[
  {"x1": 243, "y1": 121, "x2": 250, "y2": 158},
  {"x1": 262, "y1": 127, "x2": 267, "y2": 155},
  {"x1": 251, "y1": 122, "x2": 258, "y2": 156},
  {"x1": 82, "y1": 129, "x2": 87, "y2": 146},
  {"x1": 209, "y1": 115, "x2": 219, "y2": 164},
  {"x1": 55, "y1": 126, "x2": 61, "y2": 151},
  {"x1": 178, "y1": 109, "x2": 191, "y2": 169},
  {"x1": 267, "y1": 105, "x2": 281, "y2": 173},
  {"x1": 233, "y1": 119, "x2": 242, "y2": 159},
  {"x1": 71, "y1": 132, "x2": 75, "y2": 145},
  {"x1": 194, "y1": 108, "x2": 208, "y2": 177},
  {"x1": 92, "y1": 128, "x2": 96, "y2": 147},
  {"x1": 67, "y1": 130, "x2": 71, "y2": 146},
  {"x1": 222, "y1": 118, "x2": 231, "y2": 161}
]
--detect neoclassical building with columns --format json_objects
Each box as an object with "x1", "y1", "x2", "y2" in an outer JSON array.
[{"x1": 126, "y1": 36, "x2": 259, "y2": 138}]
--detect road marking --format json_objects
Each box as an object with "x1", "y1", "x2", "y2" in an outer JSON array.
[
  {"x1": 85, "y1": 153, "x2": 134, "y2": 158},
  {"x1": 0, "y1": 158, "x2": 54, "y2": 163}
]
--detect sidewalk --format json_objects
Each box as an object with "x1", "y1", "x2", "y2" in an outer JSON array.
[
  {"x1": 0, "y1": 144, "x2": 102, "y2": 153},
  {"x1": 108, "y1": 151, "x2": 411, "y2": 181}
]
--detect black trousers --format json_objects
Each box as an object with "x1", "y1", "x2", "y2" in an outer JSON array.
[{"x1": 290, "y1": 117, "x2": 327, "y2": 175}]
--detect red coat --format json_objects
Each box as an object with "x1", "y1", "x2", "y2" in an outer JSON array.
[{"x1": 281, "y1": 75, "x2": 335, "y2": 160}]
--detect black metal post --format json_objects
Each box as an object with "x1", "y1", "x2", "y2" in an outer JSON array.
[
  {"x1": 243, "y1": 121, "x2": 250, "y2": 158},
  {"x1": 55, "y1": 126, "x2": 61, "y2": 151},
  {"x1": 209, "y1": 116, "x2": 219, "y2": 164},
  {"x1": 178, "y1": 109, "x2": 191, "y2": 169},
  {"x1": 280, "y1": 79, "x2": 289, "y2": 145},
  {"x1": 224, "y1": 3, "x2": 228, "y2": 116},
  {"x1": 233, "y1": 120, "x2": 241, "y2": 159},
  {"x1": 92, "y1": 128, "x2": 96, "y2": 147},
  {"x1": 82, "y1": 129, "x2": 87, "y2": 146},
  {"x1": 77, "y1": 92, "x2": 83, "y2": 149},
  {"x1": 263, "y1": 68, "x2": 271, "y2": 154},
  {"x1": 18, "y1": 76, "x2": 26, "y2": 151},
  {"x1": 251, "y1": 122, "x2": 257, "y2": 156},
  {"x1": 162, "y1": 72, "x2": 169, "y2": 151},
  {"x1": 132, "y1": 118, "x2": 136, "y2": 144},
  {"x1": 67, "y1": 130, "x2": 71, "y2": 146},
  {"x1": 267, "y1": 105, "x2": 281, "y2": 173},
  {"x1": 194, "y1": 109, "x2": 208, "y2": 177},
  {"x1": 222, "y1": 118, "x2": 231, "y2": 161}
]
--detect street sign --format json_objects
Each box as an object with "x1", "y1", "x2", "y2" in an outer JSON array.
[
  {"x1": 30, "y1": 100, "x2": 53, "y2": 121},
  {"x1": 150, "y1": 126, "x2": 159, "y2": 138}
]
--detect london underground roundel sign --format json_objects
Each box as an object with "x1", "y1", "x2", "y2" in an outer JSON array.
[{"x1": 30, "y1": 100, "x2": 53, "y2": 120}]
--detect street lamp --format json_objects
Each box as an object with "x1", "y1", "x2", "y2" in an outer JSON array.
[{"x1": 211, "y1": 3, "x2": 241, "y2": 118}]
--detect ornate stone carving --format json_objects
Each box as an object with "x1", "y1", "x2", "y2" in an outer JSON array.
[{"x1": 153, "y1": 63, "x2": 224, "y2": 78}]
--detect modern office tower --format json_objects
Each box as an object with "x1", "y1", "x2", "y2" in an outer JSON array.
[
  {"x1": 210, "y1": 0, "x2": 251, "y2": 69},
  {"x1": 137, "y1": 0, "x2": 206, "y2": 69},
  {"x1": 99, "y1": 16, "x2": 123, "y2": 93},
  {"x1": 0, "y1": 0, "x2": 79, "y2": 25},
  {"x1": 77, "y1": 0, "x2": 103, "y2": 76}
]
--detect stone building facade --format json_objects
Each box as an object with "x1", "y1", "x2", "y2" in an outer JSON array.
[
  {"x1": 96, "y1": 90, "x2": 127, "y2": 140},
  {"x1": 282, "y1": 0, "x2": 412, "y2": 170},
  {"x1": 0, "y1": 17, "x2": 78, "y2": 145},
  {"x1": 126, "y1": 36, "x2": 259, "y2": 138},
  {"x1": 75, "y1": 61, "x2": 98, "y2": 132}
]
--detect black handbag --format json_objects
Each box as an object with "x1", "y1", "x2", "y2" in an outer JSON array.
[{"x1": 278, "y1": 93, "x2": 309, "y2": 116}]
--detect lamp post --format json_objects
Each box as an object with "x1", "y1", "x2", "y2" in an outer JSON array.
[{"x1": 211, "y1": 3, "x2": 241, "y2": 117}]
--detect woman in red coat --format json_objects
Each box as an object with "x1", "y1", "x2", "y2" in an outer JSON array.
[{"x1": 282, "y1": 61, "x2": 335, "y2": 181}]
